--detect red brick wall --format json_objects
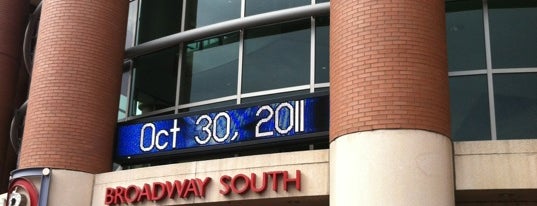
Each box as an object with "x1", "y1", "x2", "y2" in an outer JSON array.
[
  {"x1": 19, "y1": 0, "x2": 128, "y2": 173},
  {"x1": 330, "y1": 0, "x2": 450, "y2": 142},
  {"x1": 0, "y1": 0, "x2": 28, "y2": 192}
]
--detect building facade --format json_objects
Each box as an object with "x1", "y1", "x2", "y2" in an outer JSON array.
[{"x1": 0, "y1": 0, "x2": 536, "y2": 205}]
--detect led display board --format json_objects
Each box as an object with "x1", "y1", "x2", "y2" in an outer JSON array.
[{"x1": 115, "y1": 94, "x2": 329, "y2": 163}]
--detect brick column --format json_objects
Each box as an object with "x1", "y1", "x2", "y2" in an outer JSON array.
[
  {"x1": 0, "y1": 1, "x2": 27, "y2": 192},
  {"x1": 330, "y1": 0, "x2": 454, "y2": 205},
  {"x1": 19, "y1": 0, "x2": 128, "y2": 173}
]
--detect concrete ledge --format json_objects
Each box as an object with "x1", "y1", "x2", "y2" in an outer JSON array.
[
  {"x1": 454, "y1": 140, "x2": 537, "y2": 190},
  {"x1": 455, "y1": 139, "x2": 537, "y2": 155},
  {"x1": 454, "y1": 139, "x2": 537, "y2": 203},
  {"x1": 92, "y1": 150, "x2": 329, "y2": 205}
]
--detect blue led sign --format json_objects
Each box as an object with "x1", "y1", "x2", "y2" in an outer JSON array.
[{"x1": 115, "y1": 95, "x2": 329, "y2": 161}]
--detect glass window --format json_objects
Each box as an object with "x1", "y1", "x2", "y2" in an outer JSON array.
[
  {"x1": 449, "y1": 75, "x2": 491, "y2": 141},
  {"x1": 245, "y1": 0, "x2": 310, "y2": 16},
  {"x1": 137, "y1": 0, "x2": 182, "y2": 44},
  {"x1": 446, "y1": 0, "x2": 486, "y2": 71},
  {"x1": 242, "y1": 19, "x2": 311, "y2": 94},
  {"x1": 180, "y1": 32, "x2": 240, "y2": 104},
  {"x1": 494, "y1": 73, "x2": 537, "y2": 139},
  {"x1": 489, "y1": 0, "x2": 537, "y2": 68},
  {"x1": 131, "y1": 47, "x2": 179, "y2": 116},
  {"x1": 316, "y1": 0, "x2": 329, "y2": 3},
  {"x1": 185, "y1": 0, "x2": 240, "y2": 30},
  {"x1": 315, "y1": 16, "x2": 329, "y2": 84}
]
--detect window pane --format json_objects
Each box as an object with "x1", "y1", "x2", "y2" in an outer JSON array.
[
  {"x1": 242, "y1": 20, "x2": 310, "y2": 93},
  {"x1": 446, "y1": 0, "x2": 486, "y2": 71},
  {"x1": 131, "y1": 47, "x2": 179, "y2": 116},
  {"x1": 137, "y1": 0, "x2": 182, "y2": 44},
  {"x1": 245, "y1": 0, "x2": 309, "y2": 16},
  {"x1": 489, "y1": 0, "x2": 537, "y2": 68},
  {"x1": 315, "y1": 16, "x2": 329, "y2": 84},
  {"x1": 185, "y1": 0, "x2": 240, "y2": 30},
  {"x1": 449, "y1": 75, "x2": 491, "y2": 141},
  {"x1": 316, "y1": 0, "x2": 329, "y2": 3},
  {"x1": 494, "y1": 73, "x2": 537, "y2": 139},
  {"x1": 180, "y1": 32, "x2": 240, "y2": 104}
]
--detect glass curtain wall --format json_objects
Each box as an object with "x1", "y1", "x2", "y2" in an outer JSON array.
[
  {"x1": 119, "y1": 0, "x2": 330, "y2": 119},
  {"x1": 447, "y1": 0, "x2": 537, "y2": 141}
]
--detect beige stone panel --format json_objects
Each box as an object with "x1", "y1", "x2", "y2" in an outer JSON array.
[
  {"x1": 455, "y1": 139, "x2": 537, "y2": 155},
  {"x1": 94, "y1": 162, "x2": 197, "y2": 185},
  {"x1": 92, "y1": 150, "x2": 329, "y2": 206},
  {"x1": 330, "y1": 129, "x2": 455, "y2": 206},
  {"x1": 48, "y1": 170, "x2": 95, "y2": 206},
  {"x1": 455, "y1": 144, "x2": 537, "y2": 190},
  {"x1": 195, "y1": 149, "x2": 328, "y2": 172}
]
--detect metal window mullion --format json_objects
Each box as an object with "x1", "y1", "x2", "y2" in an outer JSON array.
[
  {"x1": 129, "y1": 65, "x2": 137, "y2": 116},
  {"x1": 448, "y1": 69, "x2": 487, "y2": 77},
  {"x1": 127, "y1": 0, "x2": 141, "y2": 118},
  {"x1": 237, "y1": 0, "x2": 245, "y2": 104},
  {"x1": 134, "y1": 0, "x2": 142, "y2": 46},
  {"x1": 241, "y1": 0, "x2": 245, "y2": 18},
  {"x1": 310, "y1": 0, "x2": 315, "y2": 93},
  {"x1": 127, "y1": 0, "x2": 140, "y2": 117},
  {"x1": 175, "y1": 0, "x2": 188, "y2": 114},
  {"x1": 310, "y1": 16, "x2": 315, "y2": 93},
  {"x1": 492, "y1": 68, "x2": 537, "y2": 74},
  {"x1": 241, "y1": 85, "x2": 310, "y2": 98},
  {"x1": 175, "y1": 44, "x2": 184, "y2": 114},
  {"x1": 314, "y1": 82, "x2": 329, "y2": 88},
  {"x1": 483, "y1": 0, "x2": 498, "y2": 140},
  {"x1": 125, "y1": 60, "x2": 133, "y2": 119},
  {"x1": 177, "y1": 95, "x2": 237, "y2": 109},
  {"x1": 237, "y1": 30, "x2": 244, "y2": 104}
]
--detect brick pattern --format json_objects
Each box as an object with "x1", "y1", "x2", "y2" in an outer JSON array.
[
  {"x1": 0, "y1": 0, "x2": 28, "y2": 192},
  {"x1": 330, "y1": 0, "x2": 450, "y2": 142},
  {"x1": 19, "y1": 0, "x2": 128, "y2": 173}
]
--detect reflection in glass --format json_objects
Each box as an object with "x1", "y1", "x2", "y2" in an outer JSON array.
[
  {"x1": 489, "y1": 1, "x2": 537, "y2": 68},
  {"x1": 245, "y1": 0, "x2": 309, "y2": 16},
  {"x1": 131, "y1": 47, "x2": 179, "y2": 116},
  {"x1": 185, "y1": 0, "x2": 240, "y2": 30},
  {"x1": 494, "y1": 73, "x2": 537, "y2": 139},
  {"x1": 180, "y1": 33, "x2": 240, "y2": 104},
  {"x1": 449, "y1": 75, "x2": 491, "y2": 141},
  {"x1": 242, "y1": 19, "x2": 310, "y2": 93},
  {"x1": 137, "y1": 0, "x2": 182, "y2": 44},
  {"x1": 315, "y1": 16, "x2": 329, "y2": 84},
  {"x1": 446, "y1": 0, "x2": 486, "y2": 71}
]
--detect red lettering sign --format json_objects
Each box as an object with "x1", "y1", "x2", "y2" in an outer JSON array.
[{"x1": 104, "y1": 170, "x2": 301, "y2": 205}]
